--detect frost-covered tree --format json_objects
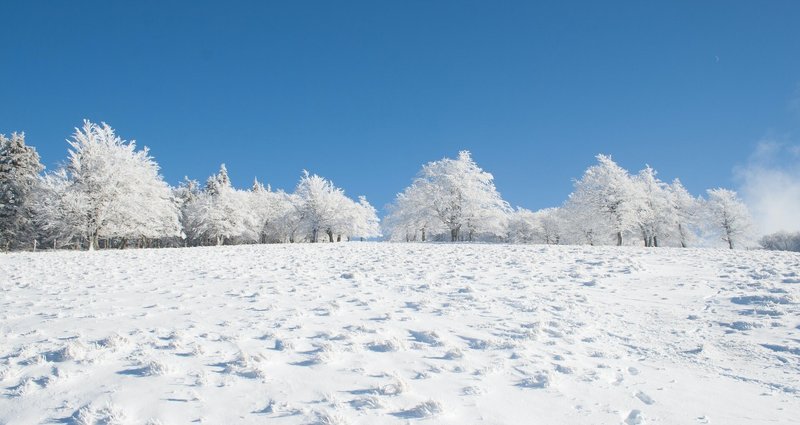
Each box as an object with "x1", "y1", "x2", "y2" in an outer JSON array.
[
  {"x1": 562, "y1": 193, "x2": 608, "y2": 245},
  {"x1": 760, "y1": 231, "x2": 800, "y2": 252},
  {"x1": 249, "y1": 178, "x2": 299, "y2": 243},
  {"x1": 383, "y1": 181, "x2": 441, "y2": 242},
  {"x1": 35, "y1": 170, "x2": 86, "y2": 249},
  {"x1": 538, "y1": 207, "x2": 563, "y2": 245},
  {"x1": 294, "y1": 171, "x2": 347, "y2": 243},
  {"x1": 173, "y1": 177, "x2": 200, "y2": 245},
  {"x1": 631, "y1": 166, "x2": 675, "y2": 247},
  {"x1": 0, "y1": 132, "x2": 44, "y2": 250},
  {"x1": 669, "y1": 179, "x2": 701, "y2": 248},
  {"x1": 506, "y1": 208, "x2": 539, "y2": 244},
  {"x1": 184, "y1": 164, "x2": 254, "y2": 245},
  {"x1": 507, "y1": 207, "x2": 564, "y2": 245},
  {"x1": 272, "y1": 191, "x2": 304, "y2": 243},
  {"x1": 385, "y1": 151, "x2": 510, "y2": 242},
  {"x1": 568, "y1": 154, "x2": 635, "y2": 246},
  {"x1": 705, "y1": 188, "x2": 753, "y2": 249},
  {"x1": 292, "y1": 171, "x2": 378, "y2": 242},
  {"x1": 343, "y1": 196, "x2": 381, "y2": 241},
  {"x1": 55, "y1": 120, "x2": 181, "y2": 250}
]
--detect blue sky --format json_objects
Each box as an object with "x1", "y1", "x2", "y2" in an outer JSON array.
[{"x1": 2, "y1": 1, "x2": 799, "y2": 213}]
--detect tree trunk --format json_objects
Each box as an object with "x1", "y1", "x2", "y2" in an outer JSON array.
[
  {"x1": 726, "y1": 227, "x2": 734, "y2": 249},
  {"x1": 678, "y1": 224, "x2": 687, "y2": 248},
  {"x1": 120, "y1": 238, "x2": 127, "y2": 249},
  {"x1": 451, "y1": 228, "x2": 459, "y2": 242},
  {"x1": 327, "y1": 230, "x2": 334, "y2": 243},
  {"x1": 653, "y1": 236, "x2": 658, "y2": 247},
  {"x1": 617, "y1": 231, "x2": 623, "y2": 246}
]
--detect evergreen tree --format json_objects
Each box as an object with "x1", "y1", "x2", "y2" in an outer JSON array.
[{"x1": 0, "y1": 132, "x2": 44, "y2": 250}]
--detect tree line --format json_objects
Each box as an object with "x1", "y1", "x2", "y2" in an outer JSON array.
[
  {"x1": 1, "y1": 121, "x2": 380, "y2": 251},
  {"x1": 1, "y1": 120, "x2": 759, "y2": 251},
  {"x1": 383, "y1": 151, "x2": 755, "y2": 249}
]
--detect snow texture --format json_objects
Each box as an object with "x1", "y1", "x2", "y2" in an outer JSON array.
[{"x1": 1, "y1": 243, "x2": 798, "y2": 424}]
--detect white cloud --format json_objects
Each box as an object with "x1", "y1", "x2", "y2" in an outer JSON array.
[{"x1": 735, "y1": 140, "x2": 800, "y2": 234}]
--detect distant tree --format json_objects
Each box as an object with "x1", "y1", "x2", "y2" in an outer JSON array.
[
  {"x1": 346, "y1": 196, "x2": 381, "y2": 241},
  {"x1": 385, "y1": 151, "x2": 510, "y2": 242},
  {"x1": 35, "y1": 170, "x2": 87, "y2": 249},
  {"x1": 0, "y1": 132, "x2": 44, "y2": 250},
  {"x1": 55, "y1": 120, "x2": 181, "y2": 250},
  {"x1": 173, "y1": 177, "x2": 200, "y2": 245},
  {"x1": 569, "y1": 154, "x2": 635, "y2": 246},
  {"x1": 537, "y1": 207, "x2": 563, "y2": 245},
  {"x1": 705, "y1": 188, "x2": 753, "y2": 249},
  {"x1": 759, "y1": 231, "x2": 800, "y2": 252},
  {"x1": 562, "y1": 193, "x2": 608, "y2": 245},
  {"x1": 294, "y1": 171, "x2": 346, "y2": 243},
  {"x1": 631, "y1": 165, "x2": 675, "y2": 247},
  {"x1": 506, "y1": 208, "x2": 539, "y2": 244},
  {"x1": 274, "y1": 192, "x2": 304, "y2": 243},
  {"x1": 506, "y1": 207, "x2": 564, "y2": 245},
  {"x1": 383, "y1": 181, "x2": 441, "y2": 242},
  {"x1": 185, "y1": 164, "x2": 253, "y2": 245},
  {"x1": 669, "y1": 179, "x2": 701, "y2": 248},
  {"x1": 291, "y1": 171, "x2": 377, "y2": 242}
]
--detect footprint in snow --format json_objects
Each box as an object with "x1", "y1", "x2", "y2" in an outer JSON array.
[
  {"x1": 624, "y1": 409, "x2": 646, "y2": 424},
  {"x1": 635, "y1": 391, "x2": 655, "y2": 405}
]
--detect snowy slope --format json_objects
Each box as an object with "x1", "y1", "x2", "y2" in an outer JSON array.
[{"x1": 0, "y1": 244, "x2": 798, "y2": 424}]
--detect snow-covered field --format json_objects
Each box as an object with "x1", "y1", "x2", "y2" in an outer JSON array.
[{"x1": 1, "y1": 244, "x2": 798, "y2": 424}]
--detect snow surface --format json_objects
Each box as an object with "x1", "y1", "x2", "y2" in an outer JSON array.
[{"x1": 1, "y1": 244, "x2": 799, "y2": 424}]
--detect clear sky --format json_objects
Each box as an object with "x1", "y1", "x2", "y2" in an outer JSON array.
[{"x1": 2, "y1": 1, "x2": 799, "y2": 215}]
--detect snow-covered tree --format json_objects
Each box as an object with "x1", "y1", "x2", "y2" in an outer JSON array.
[
  {"x1": 184, "y1": 164, "x2": 254, "y2": 245},
  {"x1": 271, "y1": 191, "x2": 304, "y2": 243},
  {"x1": 705, "y1": 188, "x2": 753, "y2": 249},
  {"x1": 383, "y1": 181, "x2": 442, "y2": 242},
  {"x1": 506, "y1": 208, "x2": 540, "y2": 244},
  {"x1": 249, "y1": 178, "x2": 297, "y2": 243},
  {"x1": 506, "y1": 207, "x2": 564, "y2": 245},
  {"x1": 346, "y1": 196, "x2": 381, "y2": 240},
  {"x1": 385, "y1": 151, "x2": 510, "y2": 242},
  {"x1": 568, "y1": 154, "x2": 636, "y2": 246},
  {"x1": 669, "y1": 179, "x2": 701, "y2": 248},
  {"x1": 760, "y1": 231, "x2": 800, "y2": 252},
  {"x1": 56, "y1": 120, "x2": 181, "y2": 250},
  {"x1": 173, "y1": 177, "x2": 201, "y2": 245},
  {"x1": 562, "y1": 193, "x2": 608, "y2": 245},
  {"x1": 631, "y1": 165, "x2": 676, "y2": 247},
  {"x1": 292, "y1": 171, "x2": 377, "y2": 242},
  {"x1": 537, "y1": 207, "x2": 563, "y2": 245},
  {"x1": 35, "y1": 170, "x2": 87, "y2": 249},
  {"x1": 294, "y1": 171, "x2": 347, "y2": 242},
  {"x1": 0, "y1": 132, "x2": 44, "y2": 250}
]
